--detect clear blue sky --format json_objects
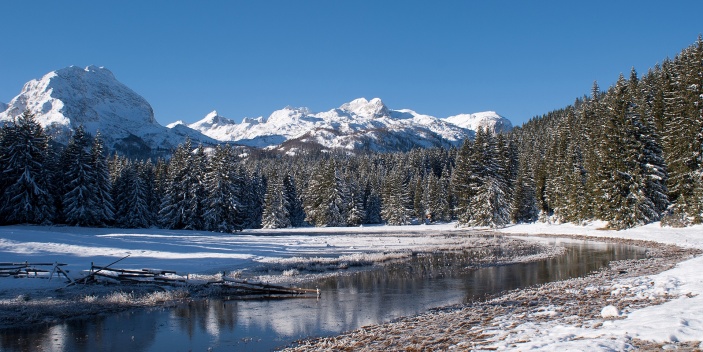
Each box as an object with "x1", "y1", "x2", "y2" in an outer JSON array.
[{"x1": 1, "y1": 1, "x2": 701, "y2": 127}]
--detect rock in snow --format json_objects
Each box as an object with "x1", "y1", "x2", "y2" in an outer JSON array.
[
  {"x1": 1, "y1": 66, "x2": 513, "y2": 155},
  {"x1": 601, "y1": 305, "x2": 621, "y2": 318}
]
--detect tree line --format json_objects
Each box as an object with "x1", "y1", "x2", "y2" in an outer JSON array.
[{"x1": 1, "y1": 38, "x2": 702, "y2": 230}]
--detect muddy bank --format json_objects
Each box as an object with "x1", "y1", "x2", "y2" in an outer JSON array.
[{"x1": 285, "y1": 236, "x2": 701, "y2": 351}]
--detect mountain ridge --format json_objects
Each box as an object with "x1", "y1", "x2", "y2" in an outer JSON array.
[
  {"x1": 183, "y1": 97, "x2": 512, "y2": 153},
  {"x1": 1, "y1": 66, "x2": 512, "y2": 156}
]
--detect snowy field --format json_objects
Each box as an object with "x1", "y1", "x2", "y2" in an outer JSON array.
[{"x1": 1, "y1": 222, "x2": 703, "y2": 350}]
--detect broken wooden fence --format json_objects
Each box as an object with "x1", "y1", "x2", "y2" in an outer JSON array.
[{"x1": 0, "y1": 262, "x2": 72, "y2": 282}]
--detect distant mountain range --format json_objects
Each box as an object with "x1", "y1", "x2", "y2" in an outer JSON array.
[{"x1": 0, "y1": 66, "x2": 512, "y2": 157}]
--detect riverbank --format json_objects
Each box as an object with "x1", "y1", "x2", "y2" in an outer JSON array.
[
  {"x1": 0, "y1": 226, "x2": 559, "y2": 330},
  {"x1": 287, "y1": 222, "x2": 703, "y2": 351}
]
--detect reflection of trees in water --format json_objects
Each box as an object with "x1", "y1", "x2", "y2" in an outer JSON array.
[
  {"x1": 171, "y1": 300, "x2": 237, "y2": 339},
  {"x1": 61, "y1": 311, "x2": 159, "y2": 352},
  {"x1": 317, "y1": 241, "x2": 645, "y2": 309},
  {"x1": 0, "y1": 311, "x2": 160, "y2": 352}
]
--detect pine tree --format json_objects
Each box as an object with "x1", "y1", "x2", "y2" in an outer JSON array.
[
  {"x1": 62, "y1": 126, "x2": 100, "y2": 226},
  {"x1": 345, "y1": 177, "x2": 365, "y2": 226},
  {"x1": 159, "y1": 139, "x2": 193, "y2": 229},
  {"x1": 467, "y1": 128, "x2": 510, "y2": 228},
  {"x1": 0, "y1": 110, "x2": 53, "y2": 224},
  {"x1": 91, "y1": 132, "x2": 115, "y2": 226},
  {"x1": 261, "y1": 170, "x2": 291, "y2": 229},
  {"x1": 451, "y1": 139, "x2": 478, "y2": 224},
  {"x1": 185, "y1": 145, "x2": 208, "y2": 230},
  {"x1": 362, "y1": 180, "x2": 382, "y2": 224},
  {"x1": 242, "y1": 169, "x2": 266, "y2": 229},
  {"x1": 412, "y1": 174, "x2": 424, "y2": 221},
  {"x1": 304, "y1": 160, "x2": 347, "y2": 227},
  {"x1": 283, "y1": 172, "x2": 306, "y2": 227},
  {"x1": 380, "y1": 167, "x2": 413, "y2": 225},
  {"x1": 114, "y1": 161, "x2": 150, "y2": 228},
  {"x1": 204, "y1": 145, "x2": 245, "y2": 232},
  {"x1": 510, "y1": 154, "x2": 538, "y2": 223}
]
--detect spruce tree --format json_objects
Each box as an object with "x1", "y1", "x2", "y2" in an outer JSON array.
[
  {"x1": 380, "y1": 167, "x2": 413, "y2": 225},
  {"x1": 159, "y1": 139, "x2": 193, "y2": 229},
  {"x1": 467, "y1": 128, "x2": 510, "y2": 228},
  {"x1": 304, "y1": 160, "x2": 347, "y2": 227},
  {"x1": 91, "y1": 132, "x2": 115, "y2": 226},
  {"x1": 62, "y1": 126, "x2": 99, "y2": 226},
  {"x1": 262, "y1": 171, "x2": 290, "y2": 229},
  {"x1": 114, "y1": 161, "x2": 150, "y2": 228},
  {"x1": 204, "y1": 145, "x2": 245, "y2": 232},
  {"x1": 510, "y1": 154, "x2": 538, "y2": 223},
  {"x1": 0, "y1": 110, "x2": 53, "y2": 224},
  {"x1": 451, "y1": 139, "x2": 477, "y2": 224},
  {"x1": 283, "y1": 172, "x2": 306, "y2": 227}
]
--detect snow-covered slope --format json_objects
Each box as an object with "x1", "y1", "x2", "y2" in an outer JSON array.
[
  {"x1": 0, "y1": 102, "x2": 7, "y2": 113},
  {"x1": 0, "y1": 66, "x2": 215, "y2": 157},
  {"x1": 187, "y1": 98, "x2": 512, "y2": 153},
  {"x1": 444, "y1": 111, "x2": 512, "y2": 134}
]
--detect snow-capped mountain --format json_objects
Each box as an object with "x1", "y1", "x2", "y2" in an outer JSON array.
[
  {"x1": 185, "y1": 98, "x2": 512, "y2": 153},
  {"x1": 0, "y1": 66, "x2": 215, "y2": 157},
  {"x1": 444, "y1": 111, "x2": 512, "y2": 134},
  {"x1": 1, "y1": 65, "x2": 512, "y2": 156}
]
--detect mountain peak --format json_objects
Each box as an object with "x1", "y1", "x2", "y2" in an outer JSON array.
[
  {"x1": 0, "y1": 65, "x2": 215, "y2": 157},
  {"x1": 444, "y1": 111, "x2": 512, "y2": 134},
  {"x1": 205, "y1": 110, "x2": 219, "y2": 120},
  {"x1": 339, "y1": 97, "x2": 389, "y2": 119},
  {"x1": 190, "y1": 110, "x2": 235, "y2": 130}
]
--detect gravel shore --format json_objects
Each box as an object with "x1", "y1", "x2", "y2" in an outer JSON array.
[{"x1": 285, "y1": 235, "x2": 701, "y2": 351}]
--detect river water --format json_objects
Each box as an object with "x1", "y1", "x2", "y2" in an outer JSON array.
[{"x1": 1, "y1": 237, "x2": 645, "y2": 352}]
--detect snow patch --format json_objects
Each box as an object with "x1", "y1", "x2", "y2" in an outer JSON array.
[{"x1": 601, "y1": 305, "x2": 620, "y2": 318}]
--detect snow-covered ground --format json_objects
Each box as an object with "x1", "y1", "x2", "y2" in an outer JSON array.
[{"x1": 493, "y1": 221, "x2": 703, "y2": 350}]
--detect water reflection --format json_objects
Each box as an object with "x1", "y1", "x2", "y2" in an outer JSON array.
[{"x1": 0, "y1": 239, "x2": 645, "y2": 352}]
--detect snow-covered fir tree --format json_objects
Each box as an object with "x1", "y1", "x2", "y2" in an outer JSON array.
[
  {"x1": 466, "y1": 128, "x2": 510, "y2": 228},
  {"x1": 0, "y1": 110, "x2": 53, "y2": 224},
  {"x1": 159, "y1": 139, "x2": 194, "y2": 229},
  {"x1": 380, "y1": 167, "x2": 413, "y2": 225},
  {"x1": 261, "y1": 170, "x2": 291, "y2": 229},
  {"x1": 90, "y1": 132, "x2": 115, "y2": 226},
  {"x1": 62, "y1": 126, "x2": 100, "y2": 226},
  {"x1": 283, "y1": 172, "x2": 306, "y2": 227},
  {"x1": 113, "y1": 160, "x2": 151, "y2": 228},
  {"x1": 204, "y1": 145, "x2": 245, "y2": 232},
  {"x1": 304, "y1": 159, "x2": 347, "y2": 227}
]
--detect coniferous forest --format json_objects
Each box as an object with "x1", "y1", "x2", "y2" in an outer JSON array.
[{"x1": 1, "y1": 39, "x2": 702, "y2": 231}]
